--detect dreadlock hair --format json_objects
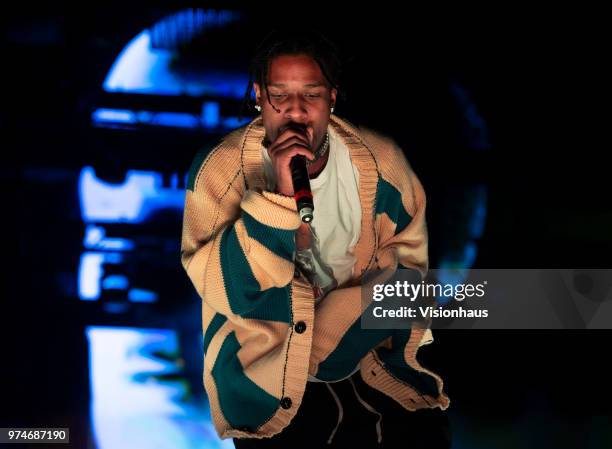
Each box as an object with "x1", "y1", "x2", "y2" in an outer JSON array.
[{"x1": 239, "y1": 28, "x2": 347, "y2": 121}]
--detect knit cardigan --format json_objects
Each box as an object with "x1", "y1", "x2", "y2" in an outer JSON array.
[{"x1": 180, "y1": 114, "x2": 450, "y2": 440}]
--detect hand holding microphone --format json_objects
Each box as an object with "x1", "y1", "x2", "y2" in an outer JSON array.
[{"x1": 266, "y1": 123, "x2": 316, "y2": 222}]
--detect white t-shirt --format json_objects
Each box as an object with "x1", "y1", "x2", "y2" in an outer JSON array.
[
  {"x1": 261, "y1": 124, "x2": 362, "y2": 382},
  {"x1": 261, "y1": 125, "x2": 361, "y2": 297}
]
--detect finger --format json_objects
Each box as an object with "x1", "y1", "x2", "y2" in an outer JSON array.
[
  {"x1": 272, "y1": 135, "x2": 310, "y2": 155},
  {"x1": 276, "y1": 146, "x2": 315, "y2": 162},
  {"x1": 274, "y1": 128, "x2": 311, "y2": 148},
  {"x1": 269, "y1": 137, "x2": 312, "y2": 156}
]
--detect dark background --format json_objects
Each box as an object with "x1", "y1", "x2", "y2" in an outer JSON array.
[{"x1": 2, "y1": 3, "x2": 610, "y2": 448}]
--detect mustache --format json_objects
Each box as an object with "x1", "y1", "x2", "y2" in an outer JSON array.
[{"x1": 279, "y1": 122, "x2": 309, "y2": 135}]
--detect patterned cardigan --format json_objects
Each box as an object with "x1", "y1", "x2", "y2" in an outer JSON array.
[{"x1": 180, "y1": 114, "x2": 450, "y2": 439}]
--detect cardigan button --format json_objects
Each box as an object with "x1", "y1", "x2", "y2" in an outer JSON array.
[
  {"x1": 294, "y1": 321, "x2": 306, "y2": 334},
  {"x1": 280, "y1": 396, "x2": 292, "y2": 409}
]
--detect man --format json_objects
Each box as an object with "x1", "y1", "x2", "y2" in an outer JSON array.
[{"x1": 180, "y1": 29, "x2": 451, "y2": 448}]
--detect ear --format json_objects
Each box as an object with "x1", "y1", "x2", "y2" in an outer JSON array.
[
  {"x1": 330, "y1": 87, "x2": 337, "y2": 109},
  {"x1": 253, "y1": 83, "x2": 262, "y2": 104}
]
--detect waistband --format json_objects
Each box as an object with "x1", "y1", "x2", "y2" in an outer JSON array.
[{"x1": 308, "y1": 361, "x2": 360, "y2": 383}]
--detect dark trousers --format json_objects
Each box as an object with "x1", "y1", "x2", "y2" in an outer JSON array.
[{"x1": 233, "y1": 371, "x2": 452, "y2": 449}]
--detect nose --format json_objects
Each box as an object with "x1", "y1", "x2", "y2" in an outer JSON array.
[{"x1": 283, "y1": 94, "x2": 308, "y2": 123}]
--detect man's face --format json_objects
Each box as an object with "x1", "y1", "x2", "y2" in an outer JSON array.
[{"x1": 253, "y1": 54, "x2": 337, "y2": 151}]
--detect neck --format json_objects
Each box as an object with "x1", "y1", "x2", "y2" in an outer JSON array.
[{"x1": 308, "y1": 151, "x2": 329, "y2": 178}]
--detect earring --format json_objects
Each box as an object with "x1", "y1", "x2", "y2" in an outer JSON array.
[
  {"x1": 255, "y1": 104, "x2": 262, "y2": 112},
  {"x1": 330, "y1": 106, "x2": 335, "y2": 113}
]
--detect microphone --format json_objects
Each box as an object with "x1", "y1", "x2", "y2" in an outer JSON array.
[
  {"x1": 284, "y1": 123, "x2": 314, "y2": 223},
  {"x1": 290, "y1": 155, "x2": 314, "y2": 223}
]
